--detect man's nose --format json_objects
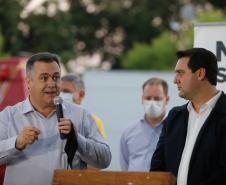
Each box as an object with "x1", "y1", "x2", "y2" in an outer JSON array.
[
  {"x1": 47, "y1": 78, "x2": 58, "y2": 86},
  {"x1": 173, "y1": 75, "x2": 178, "y2": 84}
]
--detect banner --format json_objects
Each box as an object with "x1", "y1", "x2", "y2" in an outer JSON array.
[
  {"x1": 0, "y1": 57, "x2": 28, "y2": 111},
  {"x1": 194, "y1": 22, "x2": 226, "y2": 93}
]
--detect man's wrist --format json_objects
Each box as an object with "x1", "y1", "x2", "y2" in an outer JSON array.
[{"x1": 15, "y1": 138, "x2": 26, "y2": 150}]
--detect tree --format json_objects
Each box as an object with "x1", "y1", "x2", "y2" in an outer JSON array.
[
  {"x1": 122, "y1": 31, "x2": 177, "y2": 70},
  {"x1": 0, "y1": 0, "x2": 181, "y2": 63},
  {"x1": 0, "y1": 0, "x2": 225, "y2": 68},
  {"x1": 68, "y1": 0, "x2": 180, "y2": 63},
  {"x1": 121, "y1": 4, "x2": 226, "y2": 70},
  {"x1": 18, "y1": 11, "x2": 75, "y2": 63},
  {"x1": 0, "y1": 29, "x2": 3, "y2": 56},
  {"x1": 0, "y1": 0, "x2": 23, "y2": 55}
]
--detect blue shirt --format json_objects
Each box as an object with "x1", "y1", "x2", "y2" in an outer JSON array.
[
  {"x1": 0, "y1": 98, "x2": 111, "y2": 185},
  {"x1": 120, "y1": 118, "x2": 163, "y2": 171}
]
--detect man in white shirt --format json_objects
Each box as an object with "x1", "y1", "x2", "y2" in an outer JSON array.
[
  {"x1": 150, "y1": 48, "x2": 226, "y2": 185},
  {"x1": 0, "y1": 52, "x2": 111, "y2": 185}
]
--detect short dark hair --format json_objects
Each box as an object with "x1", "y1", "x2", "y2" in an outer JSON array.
[
  {"x1": 26, "y1": 52, "x2": 60, "y2": 77},
  {"x1": 176, "y1": 48, "x2": 218, "y2": 85},
  {"x1": 61, "y1": 74, "x2": 85, "y2": 90},
  {"x1": 142, "y1": 77, "x2": 168, "y2": 96}
]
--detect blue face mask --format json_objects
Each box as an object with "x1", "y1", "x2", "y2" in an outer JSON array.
[{"x1": 59, "y1": 92, "x2": 73, "y2": 103}]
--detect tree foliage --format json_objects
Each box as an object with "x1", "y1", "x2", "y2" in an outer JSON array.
[
  {"x1": 121, "y1": 5, "x2": 226, "y2": 70},
  {"x1": 0, "y1": 0, "x2": 225, "y2": 69},
  {"x1": 0, "y1": 0, "x2": 23, "y2": 54},
  {"x1": 122, "y1": 32, "x2": 177, "y2": 70},
  {"x1": 0, "y1": 0, "x2": 179, "y2": 63},
  {"x1": 0, "y1": 29, "x2": 3, "y2": 56}
]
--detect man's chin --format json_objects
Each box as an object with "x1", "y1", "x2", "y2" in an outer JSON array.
[
  {"x1": 45, "y1": 102, "x2": 55, "y2": 109},
  {"x1": 179, "y1": 93, "x2": 189, "y2": 100},
  {"x1": 45, "y1": 93, "x2": 57, "y2": 100},
  {"x1": 44, "y1": 98, "x2": 55, "y2": 105},
  {"x1": 179, "y1": 92, "x2": 185, "y2": 98}
]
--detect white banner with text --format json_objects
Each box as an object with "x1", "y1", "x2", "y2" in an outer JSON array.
[{"x1": 194, "y1": 22, "x2": 226, "y2": 93}]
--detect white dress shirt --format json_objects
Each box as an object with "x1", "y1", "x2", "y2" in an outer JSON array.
[{"x1": 177, "y1": 91, "x2": 221, "y2": 185}]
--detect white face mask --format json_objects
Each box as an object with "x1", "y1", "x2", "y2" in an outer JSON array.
[
  {"x1": 143, "y1": 100, "x2": 165, "y2": 118},
  {"x1": 60, "y1": 92, "x2": 73, "y2": 103}
]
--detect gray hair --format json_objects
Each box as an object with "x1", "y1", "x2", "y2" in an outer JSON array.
[
  {"x1": 61, "y1": 74, "x2": 85, "y2": 90},
  {"x1": 26, "y1": 52, "x2": 60, "y2": 77}
]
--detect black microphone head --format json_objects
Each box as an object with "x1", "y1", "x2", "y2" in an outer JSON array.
[{"x1": 54, "y1": 96, "x2": 63, "y2": 105}]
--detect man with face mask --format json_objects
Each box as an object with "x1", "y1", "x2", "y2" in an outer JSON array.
[
  {"x1": 120, "y1": 77, "x2": 169, "y2": 171},
  {"x1": 60, "y1": 74, "x2": 106, "y2": 140}
]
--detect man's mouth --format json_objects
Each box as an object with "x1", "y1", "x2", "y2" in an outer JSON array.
[{"x1": 44, "y1": 91, "x2": 57, "y2": 96}]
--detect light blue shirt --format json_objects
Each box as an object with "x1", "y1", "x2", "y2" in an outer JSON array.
[
  {"x1": 120, "y1": 118, "x2": 163, "y2": 171},
  {"x1": 0, "y1": 98, "x2": 111, "y2": 185}
]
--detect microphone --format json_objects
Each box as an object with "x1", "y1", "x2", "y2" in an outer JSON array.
[
  {"x1": 54, "y1": 96, "x2": 67, "y2": 139},
  {"x1": 54, "y1": 96, "x2": 78, "y2": 168}
]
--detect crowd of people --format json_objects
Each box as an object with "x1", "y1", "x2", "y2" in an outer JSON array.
[{"x1": 0, "y1": 48, "x2": 225, "y2": 185}]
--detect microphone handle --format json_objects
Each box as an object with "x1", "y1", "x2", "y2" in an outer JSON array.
[{"x1": 56, "y1": 104, "x2": 67, "y2": 139}]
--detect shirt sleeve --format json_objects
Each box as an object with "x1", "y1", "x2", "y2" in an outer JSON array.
[
  {"x1": 0, "y1": 108, "x2": 20, "y2": 165},
  {"x1": 76, "y1": 111, "x2": 111, "y2": 169},
  {"x1": 119, "y1": 131, "x2": 129, "y2": 171}
]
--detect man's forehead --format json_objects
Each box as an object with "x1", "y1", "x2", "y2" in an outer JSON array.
[
  {"x1": 33, "y1": 61, "x2": 59, "y2": 67},
  {"x1": 144, "y1": 85, "x2": 164, "y2": 93},
  {"x1": 144, "y1": 83, "x2": 164, "y2": 90},
  {"x1": 39, "y1": 72, "x2": 60, "y2": 76},
  {"x1": 33, "y1": 62, "x2": 60, "y2": 72},
  {"x1": 61, "y1": 81, "x2": 77, "y2": 91},
  {"x1": 176, "y1": 57, "x2": 189, "y2": 67}
]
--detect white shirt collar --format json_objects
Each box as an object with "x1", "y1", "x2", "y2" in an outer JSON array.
[
  {"x1": 22, "y1": 96, "x2": 67, "y2": 114},
  {"x1": 187, "y1": 90, "x2": 222, "y2": 113}
]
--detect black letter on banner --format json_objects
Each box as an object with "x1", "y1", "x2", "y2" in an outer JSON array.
[
  {"x1": 218, "y1": 67, "x2": 226, "y2": 83},
  {"x1": 216, "y1": 41, "x2": 226, "y2": 62}
]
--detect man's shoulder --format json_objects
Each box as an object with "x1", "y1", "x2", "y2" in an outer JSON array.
[
  {"x1": 211, "y1": 92, "x2": 226, "y2": 115},
  {"x1": 121, "y1": 120, "x2": 143, "y2": 136},
  {"x1": 162, "y1": 103, "x2": 188, "y2": 124},
  {"x1": 63, "y1": 101, "x2": 85, "y2": 113},
  {"x1": 169, "y1": 103, "x2": 188, "y2": 114},
  {"x1": 0, "y1": 99, "x2": 26, "y2": 114}
]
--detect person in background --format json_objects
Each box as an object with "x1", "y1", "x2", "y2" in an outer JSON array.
[
  {"x1": 0, "y1": 52, "x2": 111, "y2": 185},
  {"x1": 60, "y1": 74, "x2": 107, "y2": 140},
  {"x1": 120, "y1": 77, "x2": 169, "y2": 171},
  {"x1": 151, "y1": 48, "x2": 226, "y2": 185}
]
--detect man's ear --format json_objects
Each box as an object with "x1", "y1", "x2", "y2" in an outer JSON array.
[
  {"x1": 197, "y1": 68, "x2": 206, "y2": 81},
  {"x1": 165, "y1": 95, "x2": 170, "y2": 105},
  {"x1": 79, "y1": 89, "x2": 85, "y2": 99},
  {"x1": 76, "y1": 89, "x2": 85, "y2": 104},
  {"x1": 26, "y1": 77, "x2": 31, "y2": 90},
  {"x1": 141, "y1": 94, "x2": 144, "y2": 104}
]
